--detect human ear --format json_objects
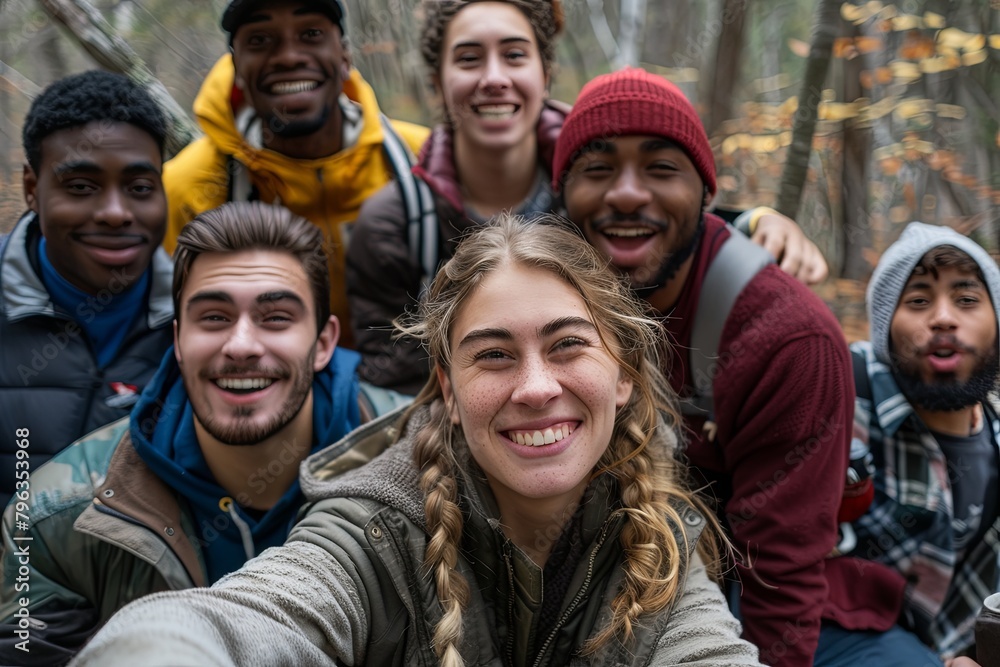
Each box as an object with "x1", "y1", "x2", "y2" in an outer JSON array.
[
  {"x1": 313, "y1": 316, "x2": 340, "y2": 372},
  {"x1": 173, "y1": 320, "x2": 182, "y2": 364},
  {"x1": 22, "y1": 164, "x2": 37, "y2": 212},
  {"x1": 436, "y1": 366, "x2": 461, "y2": 424}
]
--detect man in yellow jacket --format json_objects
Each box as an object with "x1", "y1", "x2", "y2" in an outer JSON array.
[{"x1": 163, "y1": 0, "x2": 428, "y2": 347}]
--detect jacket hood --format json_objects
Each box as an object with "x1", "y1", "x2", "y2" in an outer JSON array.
[
  {"x1": 867, "y1": 221, "x2": 1000, "y2": 366},
  {"x1": 130, "y1": 344, "x2": 361, "y2": 582},
  {"x1": 0, "y1": 211, "x2": 173, "y2": 327},
  {"x1": 191, "y1": 54, "x2": 395, "y2": 211},
  {"x1": 413, "y1": 100, "x2": 568, "y2": 213}
]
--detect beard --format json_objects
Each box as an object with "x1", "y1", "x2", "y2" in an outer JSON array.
[
  {"x1": 629, "y1": 211, "x2": 705, "y2": 296},
  {"x1": 893, "y1": 345, "x2": 1000, "y2": 412},
  {"x1": 266, "y1": 104, "x2": 332, "y2": 139},
  {"x1": 190, "y1": 349, "x2": 316, "y2": 446}
]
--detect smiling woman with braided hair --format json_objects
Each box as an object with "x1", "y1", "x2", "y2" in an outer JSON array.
[{"x1": 72, "y1": 214, "x2": 762, "y2": 667}]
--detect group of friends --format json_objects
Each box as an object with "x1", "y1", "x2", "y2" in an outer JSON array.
[{"x1": 0, "y1": 1, "x2": 995, "y2": 666}]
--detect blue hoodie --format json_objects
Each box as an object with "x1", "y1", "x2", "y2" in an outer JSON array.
[{"x1": 129, "y1": 345, "x2": 362, "y2": 583}]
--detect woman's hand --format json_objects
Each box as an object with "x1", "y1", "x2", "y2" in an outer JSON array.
[
  {"x1": 752, "y1": 212, "x2": 829, "y2": 286},
  {"x1": 944, "y1": 658, "x2": 981, "y2": 667}
]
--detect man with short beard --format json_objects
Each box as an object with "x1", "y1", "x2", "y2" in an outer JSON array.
[
  {"x1": 161, "y1": 0, "x2": 428, "y2": 348},
  {"x1": 0, "y1": 202, "x2": 405, "y2": 665},
  {"x1": 553, "y1": 68, "x2": 914, "y2": 667},
  {"x1": 845, "y1": 221, "x2": 1000, "y2": 662}
]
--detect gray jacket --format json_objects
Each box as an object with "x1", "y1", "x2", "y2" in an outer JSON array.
[{"x1": 72, "y1": 408, "x2": 761, "y2": 666}]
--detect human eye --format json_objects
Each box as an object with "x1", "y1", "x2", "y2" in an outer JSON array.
[
  {"x1": 63, "y1": 179, "x2": 97, "y2": 195},
  {"x1": 553, "y1": 336, "x2": 587, "y2": 353},
  {"x1": 245, "y1": 33, "x2": 270, "y2": 48},
  {"x1": 128, "y1": 180, "x2": 157, "y2": 196},
  {"x1": 473, "y1": 348, "x2": 511, "y2": 363},
  {"x1": 302, "y1": 27, "x2": 324, "y2": 41},
  {"x1": 453, "y1": 49, "x2": 480, "y2": 65},
  {"x1": 957, "y1": 294, "x2": 981, "y2": 307},
  {"x1": 904, "y1": 296, "x2": 929, "y2": 308}
]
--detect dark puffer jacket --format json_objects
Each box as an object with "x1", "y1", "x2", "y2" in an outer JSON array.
[
  {"x1": 0, "y1": 211, "x2": 173, "y2": 507},
  {"x1": 346, "y1": 102, "x2": 567, "y2": 395}
]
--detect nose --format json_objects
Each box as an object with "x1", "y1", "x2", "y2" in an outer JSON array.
[
  {"x1": 221, "y1": 316, "x2": 266, "y2": 361},
  {"x1": 929, "y1": 299, "x2": 959, "y2": 331},
  {"x1": 96, "y1": 189, "x2": 134, "y2": 228},
  {"x1": 510, "y1": 355, "x2": 562, "y2": 409},
  {"x1": 479, "y1": 53, "x2": 511, "y2": 93},
  {"x1": 604, "y1": 167, "x2": 653, "y2": 215},
  {"x1": 271, "y1": 34, "x2": 309, "y2": 69}
]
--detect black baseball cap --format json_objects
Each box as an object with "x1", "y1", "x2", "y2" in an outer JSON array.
[{"x1": 221, "y1": 0, "x2": 346, "y2": 37}]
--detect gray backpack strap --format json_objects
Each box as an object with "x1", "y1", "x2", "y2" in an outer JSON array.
[
  {"x1": 682, "y1": 226, "x2": 774, "y2": 418},
  {"x1": 378, "y1": 116, "x2": 438, "y2": 292}
]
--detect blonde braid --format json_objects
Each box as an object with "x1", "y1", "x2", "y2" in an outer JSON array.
[
  {"x1": 583, "y1": 407, "x2": 725, "y2": 654},
  {"x1": 412, "y1": 401, "x2": 470, "y2": 667}
]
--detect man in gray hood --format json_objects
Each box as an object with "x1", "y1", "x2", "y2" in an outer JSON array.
[{"x1": 846, "y1": 221, "x2": 1000, "y2": 662}]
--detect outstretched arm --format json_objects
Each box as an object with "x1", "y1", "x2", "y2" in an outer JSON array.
[{"x1": 71, "y1": 509, "x2": 392, "y2": 666}]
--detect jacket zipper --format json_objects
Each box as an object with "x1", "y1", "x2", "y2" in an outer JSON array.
[
  {"x1": 503, "y1": 542, "x2": 517, "y2": 667},
  {"x1": 531, "y1": 523, "x2": 612, "y2": 667}
]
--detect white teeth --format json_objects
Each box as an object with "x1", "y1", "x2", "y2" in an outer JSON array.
[
  {"x1": 216, "y1": 378, "x2": 273, "y2": 390},
  {"x1": 270, "y1": 81, "x2": 319, "y2": 94},
  {"x1": 508, "y1": 424, "x2": 574, "y2": 447},
  {"x1": 476, "y1": 104, "x2": 516, "y2": 119},
  {"x1": 604, "y1": 227, "x2": 654, "y2": 238}
]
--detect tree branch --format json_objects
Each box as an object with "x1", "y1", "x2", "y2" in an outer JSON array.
[{"x1": 36, "y1": 0, "x2": 200, "y2": 157}]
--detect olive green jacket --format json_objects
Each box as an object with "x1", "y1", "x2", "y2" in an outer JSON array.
[{"x1": 73, "y1": 407, "x2": 761, "y2": 666}]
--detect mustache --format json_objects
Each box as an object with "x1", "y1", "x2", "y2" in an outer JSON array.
[
  {"x1": 591, "y1": 212, "x2": 669, "y2": 232},
  {"x1": 916, "y1": 334, "x2": 977, "y2": 356},
  {"x1": 200, "y1": 365, "x2": 290, "y2": 380}
]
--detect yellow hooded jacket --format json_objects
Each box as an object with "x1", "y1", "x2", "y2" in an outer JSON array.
[{"x1": 162, "y1": 55, "x2": 429, "y2": 348}]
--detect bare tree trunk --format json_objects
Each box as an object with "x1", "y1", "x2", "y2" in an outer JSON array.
[
  {"x1": 36, "y1": 0, "x2": 199, "y2": 157},
  {"x1": 586, "y1": 0, "x2": 620, "y2": 67},
  {"x1": 775, "y1": 0, "x2": 840, "y2": 219},
  {"x1": 618, "y1": 0, "x2": 647, "y2": 68},
  {"x1": 704, "y1": 0, "x2": 747, "y2": 135}
]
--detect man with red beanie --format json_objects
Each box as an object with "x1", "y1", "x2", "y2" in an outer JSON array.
[{"x1": 554, "y1": 68, "x2": 917, "y2": 666}]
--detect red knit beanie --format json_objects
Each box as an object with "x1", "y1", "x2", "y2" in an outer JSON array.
[{"x1": 552, "y1": 68, "x2": 716, "y2": 196}]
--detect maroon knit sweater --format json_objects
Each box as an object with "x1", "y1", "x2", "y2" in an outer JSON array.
[{"x1": 663, "y1": 215, "x2": 903, "y2": 666}]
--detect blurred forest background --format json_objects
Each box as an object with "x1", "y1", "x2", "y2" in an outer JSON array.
[{"x1": 0, "y1": 0, "x2": 998, "y2": 339}]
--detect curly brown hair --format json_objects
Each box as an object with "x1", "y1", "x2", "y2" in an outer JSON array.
[{"x1": 419, "y1": 0, "x2": 564, "y2": 76}]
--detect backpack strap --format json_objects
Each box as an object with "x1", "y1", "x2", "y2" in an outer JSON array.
[
  {"x1": 682, "y1": 226, "x2": 774, "y2": 418},
  {"x1": 851, "y1": 348, "x2": 872, "y2": 403},
  {"x1": 378, "y1": 116, "x2": 439, "y2": 293}
]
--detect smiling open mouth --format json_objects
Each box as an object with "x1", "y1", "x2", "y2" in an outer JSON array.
[
  {"x1": 269, "y1": 81, "x2": 319, "y2": 95},
  {"x1": 505, "y1": 423, "x2": 575, "y2": 447},
  {"x1": 215, "y1": 378, "x2": 274, "y2": 394},
  {"x1": 474, "y1": 103, "x2": 519, "y2": 120},
  {"x1": 603, "y1": 226, "x2": 656, "y2": 239}
]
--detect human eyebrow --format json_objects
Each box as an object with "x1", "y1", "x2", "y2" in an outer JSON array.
[
  {"x1": 641, "y1": 138, "x2": 681, "y2": 152},
  {"x1": 952, "y1": 279, "x2": 984, "y2": 291},
  {"x1": 122, "y1": 162, "x2": 161, "y2": 176},
  {"x1": 457, "y1": 327, "x2": 513, "y2": 349},
  {"x1": 256, "y1": 291, "x2": 306, "y2": 309},
  {"x1": 53, "y1": 161, "x2": 100, "y2": 177},
  {"x1": 186, "y1": 291, "x2": 234, "y2": 311},
  {"x1": 539, "y1": 316, "x2": 598, "y2": 338},
  {"x1": 574, "y1": 140, "x2": 617, "y2": 159},
  {"x1": 901, "y1": 280, "x2": 932, "y2": 293}
]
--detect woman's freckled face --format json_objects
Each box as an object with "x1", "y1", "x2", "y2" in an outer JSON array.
[{"x1": 438, "y1": 263, "x2": 632, "y2": 514}]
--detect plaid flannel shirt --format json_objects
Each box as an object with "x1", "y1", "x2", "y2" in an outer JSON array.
[{"x1": 848, "y1": 341, "x2": 1000, "y2": 657}]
